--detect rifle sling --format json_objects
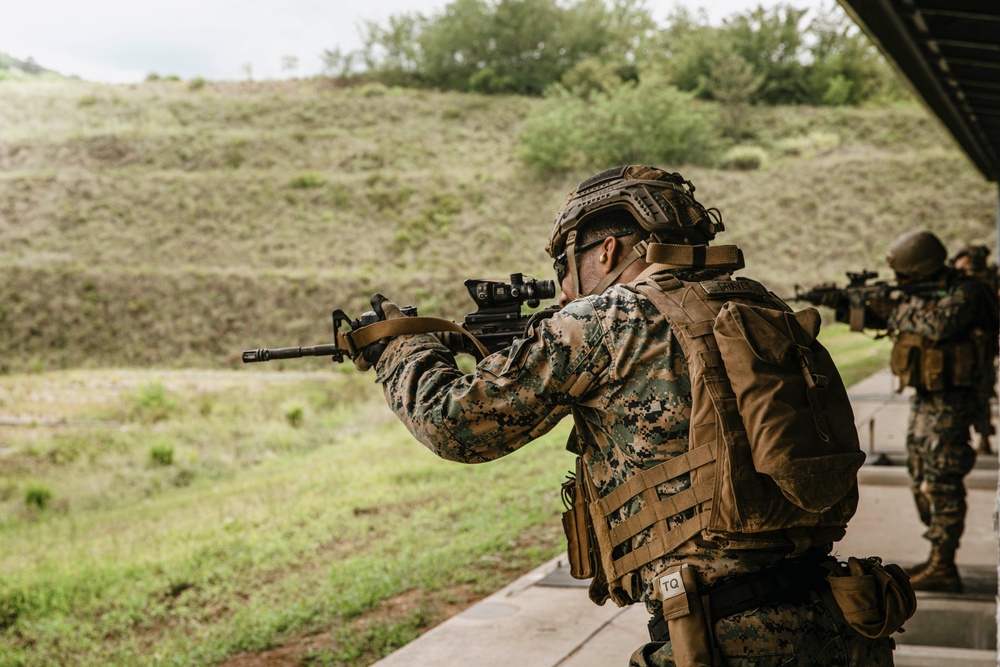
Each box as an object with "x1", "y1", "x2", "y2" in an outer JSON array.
[{"x1": 338, "y1": 316, "x2": 491, "y2": 358}]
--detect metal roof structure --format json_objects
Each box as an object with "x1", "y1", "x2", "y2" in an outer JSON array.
[{"x1": 836, "y1": 0, "x2": 1000, "y2": 182}]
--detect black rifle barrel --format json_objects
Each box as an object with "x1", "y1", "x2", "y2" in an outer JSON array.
[{"x1": 242, "y1": 344, "x2": 341, "y2": 363}]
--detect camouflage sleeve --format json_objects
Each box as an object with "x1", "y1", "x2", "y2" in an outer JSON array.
[
  {"x1": 373, "y1": 301, "x2": 611, "y2": 463},
  {"x1": 889, "y1": 281, "x2": 981, "y2": 342}
]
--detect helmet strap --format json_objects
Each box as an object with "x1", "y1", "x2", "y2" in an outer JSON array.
[
  {"x1": 565, "y1": 230, "x2": 582, "y2": 298},
  {"x1": 588, "y1": 239, "x2": 650, "y2": 296}
]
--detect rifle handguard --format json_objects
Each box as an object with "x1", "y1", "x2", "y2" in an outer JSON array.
[{"x1": 338, "y1": 316, "x2": 491, "y2": 359}]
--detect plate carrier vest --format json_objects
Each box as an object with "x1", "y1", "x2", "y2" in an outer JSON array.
[{"x1": 563, "y1": 267, "x2": 865, "y2": 607}]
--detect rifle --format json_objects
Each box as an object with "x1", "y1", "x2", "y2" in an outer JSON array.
[
  {"x1": 792, "y1": 270, "x2": 941, "y2": 332},
  {"x1": 242, "y1": 273, "x2": 557, "y2": 364}
]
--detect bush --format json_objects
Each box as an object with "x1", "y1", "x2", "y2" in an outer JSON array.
[
  {"x1": 774, "y1": 131, "x2": 841, "y2": 157},
  {"x1": 131, "y1": 382, "x2": 176, "y2": 424},
  {"x1": 150, "y1": 443, "x2": 175, "y2": 466},
  {"x1": 25, "y1": 484, "x2": 52, "y2": 510},
  {"x1": 285, "y1": 404, "x2": 305, "y2": 428},
  {"x1": 289, "y1": 173, "x2": 327, "y2": 189},
  {"x1": 719, "y1": 145, "x2": 768, "y2": 170},
  {"x1": 0, "y1": 590, "x2": 26, "y2": 630},
  {"x1": 520, "y1": 76, "x2": 718, "y2": 171}
]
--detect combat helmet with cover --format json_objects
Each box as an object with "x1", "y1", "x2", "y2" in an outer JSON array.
[
  {"x1": 887, "y1": 230, "x2": 947, "y2": 280},
  {"x1": 546, "y1": 165, "x2": 730, "y2": 297}
]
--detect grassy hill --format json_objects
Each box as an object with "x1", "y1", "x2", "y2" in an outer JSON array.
[{"x1": 0, "y1": 78, "x2": 994, "y2": 374}]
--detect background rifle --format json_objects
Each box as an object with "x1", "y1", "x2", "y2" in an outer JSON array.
[
  {"x1": 793, "y1": 269, "x2": 940, "y2": 332},
  {"x1": 242, "y1": 273, "x2": 557, "y2": 364}
]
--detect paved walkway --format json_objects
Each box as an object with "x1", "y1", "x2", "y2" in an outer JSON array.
[{"x1": 372, "y1": 370, "x2": 999, "y2": 667}]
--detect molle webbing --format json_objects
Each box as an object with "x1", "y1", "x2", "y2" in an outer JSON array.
[
  {"x1": 591, "y1": 444, "x2": 717, "y2": 581},
  {"x1": 588, "y1": 272, "x2": 856, "y2": 595}
]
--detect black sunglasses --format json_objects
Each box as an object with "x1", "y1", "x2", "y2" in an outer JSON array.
[{"x1": 553, "y1": 232, "x2": 634, "y2": 283}]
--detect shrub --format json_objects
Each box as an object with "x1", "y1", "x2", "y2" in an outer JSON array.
[
  {"x1": 131, "y1": 382, "x2": 176, "y2": 423},
  {"x1": 289, "y1": 173, "x2": 327, "y2": 189},
  {"x1": 188, "y1": 77, "x2": 207, "y2": 91},
  {"x1": 285, "y1": 404, "x2": 305, "y2": 428},
  {"x1": 150, "y1": 443, "x2": 175, "y2": 466},
  {"x1": 520, "y1": 76, "x2": 718, "y2": 171},
  {"x1": 719, "y1": 145, "x2": 768, "y2": 170},
  {"x1": 774, "y1": 131, "x2": 841, "y2": 157},
  {"x1": 25, "y1": 484, "x2": 52, "y2": 510},
  {"x1": 0, "y1": 590, "x2": 26, "y2": 630}
]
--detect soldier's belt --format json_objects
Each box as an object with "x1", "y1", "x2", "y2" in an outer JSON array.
[{"x1": 647, "y1": 556, "x2": 831, "y2": 642}]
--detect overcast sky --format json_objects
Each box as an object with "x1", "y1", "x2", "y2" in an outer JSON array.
[{"x1": 2, "y1": 0, "x2": 831, "y2": 83}]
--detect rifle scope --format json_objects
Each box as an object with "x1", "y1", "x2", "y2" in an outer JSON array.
[{"x1": 467, "y1": 273, "x2": 556, "y2": 309}]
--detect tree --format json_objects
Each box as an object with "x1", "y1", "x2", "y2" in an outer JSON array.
[
  {"x1": 357, "y1": 0, "x2": 655, "y2": 95},
  {"x1": 359, "y1": 12, "x2": 426, "y2": 86},
  {"x1": 698, "y1": 43, "x2": 764, "y2": 138},
  {"x1": 723, "y1": 4, "x2": 810, "y2": 104},
  {"x1": 804, "y1": 2, "x2": 907, "y2": 104}
]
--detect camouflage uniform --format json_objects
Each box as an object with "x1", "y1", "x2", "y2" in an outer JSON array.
[
  {"x1": 887, "y1": 272, "x2": 996, "y2": 553},
  {"x1": 375, "y1": 271, "x2": 894, "y2": 666},
  {"x1": 951, "y1": 247, "x2": 999, "y2": 447}
]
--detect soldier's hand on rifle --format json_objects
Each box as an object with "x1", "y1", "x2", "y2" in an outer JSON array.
[
  {"x1": 353, "y1": 294, "x2": 406, "y2": 372},
  {"x1": 864, "y1": 292, "x2": 896, "y2": 321}
]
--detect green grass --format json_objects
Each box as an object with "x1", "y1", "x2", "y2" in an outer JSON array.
[
  {"x1": 0, "y1": 321, "x2": 891, "y2": 666},
  {"x1": 818, "y1": 321, "x2": 894, "y2": 387},
  {"x1": 0, "y1": 369, "x2": 573, "y2": 666}
]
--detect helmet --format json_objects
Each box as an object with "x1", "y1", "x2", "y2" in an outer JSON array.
[
  {"x1": 545, "y1": 165, "x2": 722, "y2": 260},
  {"x1": 952, "y1": 243, "x2": 990, "y2": 271},
  {"x1": 887, "y1": 230, "x2": 947, "y2": 279}
]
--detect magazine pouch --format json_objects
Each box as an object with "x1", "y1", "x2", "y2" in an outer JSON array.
[{"x1": 825, "y1": 556, "x2": 917, "y2": 639}]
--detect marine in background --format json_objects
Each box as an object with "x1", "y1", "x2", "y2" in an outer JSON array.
[
  {"x1": 825, "y1": 230, "x2": 999, "y2": 592},
  {"x1": 949, "y1": 244, "x2": 999, "y2": 455}
]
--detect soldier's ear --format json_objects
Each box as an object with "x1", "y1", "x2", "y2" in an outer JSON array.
[{"x1": 599, "y1": 237, "x2": 620, "y2": 276}]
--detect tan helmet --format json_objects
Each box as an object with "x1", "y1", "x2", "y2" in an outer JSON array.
[
  {"x1": 546, "y1": 166, "x2": 723, "y2": 296},
  {"x1": 886, "y1": 230, "x2": 947, "y2": 278},
  {"x1": 546, "y1": 165, "x2": 722, "y2": 259}
]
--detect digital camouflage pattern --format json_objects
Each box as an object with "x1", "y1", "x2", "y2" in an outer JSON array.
[
  {"x1": 630, "y1": 592, "x2": 894, "y2": 667},
  {"x1": 376, "y1": 275, "x2": 790, "y2": 605},
  {"x1": 887, "y1": 271, "x2": 996, "y2": 551},
  {"x1": 905, "y1": 391, "x2": 977, "y2": 549},
  {"x1": 375, "y1": 272, "x2": 891, "y2": 664}
]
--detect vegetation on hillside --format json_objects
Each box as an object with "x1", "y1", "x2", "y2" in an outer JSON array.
[
  {"x1": 336, "y1": 0, "x2": 905, "y2": 106},
  {"x1": 0, "y1": 79, "x2": 993, "y2": 373},
  {"x1": 0, "y1": 52, "x2": 63, "y2": 80}
]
